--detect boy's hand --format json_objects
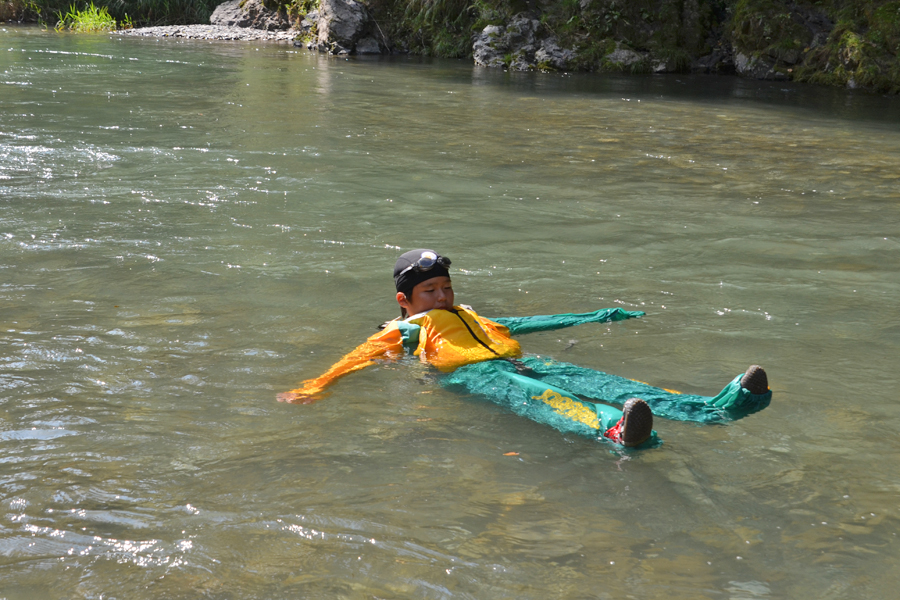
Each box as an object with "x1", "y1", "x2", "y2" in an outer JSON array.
[{"x1": 277, "y1": 390, "x2": 315, "y2": 404}]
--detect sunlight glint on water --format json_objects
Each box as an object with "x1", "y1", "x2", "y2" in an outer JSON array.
[{"x1": 2, "y1": 26, "x2": 900, "y2": 599}]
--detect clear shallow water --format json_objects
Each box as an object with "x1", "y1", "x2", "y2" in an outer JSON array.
[{"x1": 2, "y1": 25, "x2": 900, "y2": 599}]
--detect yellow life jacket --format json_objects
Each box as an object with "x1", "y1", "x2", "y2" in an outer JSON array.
[
  {"x1": 407, "y1": 305, "x2": 521, "y2": 371},
  {"x1": 282, "y1": 306, "x2": 520, "y2": 400}
]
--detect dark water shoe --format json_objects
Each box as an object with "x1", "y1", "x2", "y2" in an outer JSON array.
[
  {"x1": 621, "y1": 398, "x2": 653, "y2": 447},
  {"x1": 740, "y1": 365, "x2": 769, "y2": 395}
]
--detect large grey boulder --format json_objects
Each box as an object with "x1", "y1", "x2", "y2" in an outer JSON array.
[
  {"x1": 210, "y1": 0, "x2": 290, "y2": 31},
  {"x1": 729, "y1": 3, "x2": 831, "y2": 80},
  {"x1": 534, "y1": 38, "x2": 573, "y2": 71},
  {"x1": 734, "y1": 52, "x2": 789, "y2": 80},
  {"x1": 315, "y1": 0, "x2": 387, "y2": 55},
  {"x1": 603, "y1": 43, "x2": 645, "y2": 69},
  {"x1": 355, "y1": 37, "x2": 382, "y2": 55},
  {"x1": 473, "y1": 14, "x2": 573, "y2": 71},
  {"x1": 296, "y1": 9, "x2": 318, "y2": 39},
  {"x1": 692, "y1": 45, "x2": 735, "y2": 74},
  {"x1": 473, "y1": 24, "x2": 512, "y2": 68}
]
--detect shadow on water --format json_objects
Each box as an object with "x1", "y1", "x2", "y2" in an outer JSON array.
[{"x1": 350, "y1": 51, "x2": 900, "y2": 123}]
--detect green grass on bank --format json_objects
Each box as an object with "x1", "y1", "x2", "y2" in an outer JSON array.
[
  {"x1": 55, "y1": 2, "x2": 123, "y2": 31},
  {"x1": 4, "y1": 0, "x2": 219, "y2": 26}
]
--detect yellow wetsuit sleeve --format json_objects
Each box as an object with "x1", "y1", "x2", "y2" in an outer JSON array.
[{"x1": 278, "y1": 325, "x2": 405, "y2": 404}]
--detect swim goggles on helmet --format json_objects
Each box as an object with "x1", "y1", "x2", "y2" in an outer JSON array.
[{"x1": 397, "y1": 251, "x2": 451, "y2": 277}]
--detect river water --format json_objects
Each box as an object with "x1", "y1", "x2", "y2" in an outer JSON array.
[{"x1": 2, "y1": 25, "x2": 899, "y2": 599}]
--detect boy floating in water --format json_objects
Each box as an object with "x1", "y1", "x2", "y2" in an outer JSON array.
[{"x1": 278, "y1": 250, "x2": 771, "y2": 448}]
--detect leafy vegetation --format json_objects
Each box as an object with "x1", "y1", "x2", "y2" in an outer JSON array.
[
  {"x1": 1, "y1": 0, "x2": 22, "y2": 21},
  {"x1": 355, "y1": 0, "x2": 512, "y2": 57},
  {"x1": 11, "y1": 0, "x2": 219, "y2": 26},
  {"x1": 731, "y1": 0, "x2": 900, "y2": 93},
  {"x1": 55, "y1": 2, "x2": 122, "y2": 31}
]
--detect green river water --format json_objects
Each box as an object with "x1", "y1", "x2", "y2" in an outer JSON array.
[{"x1": 2, "y1": 25, "x2": 900, "y2": 599}]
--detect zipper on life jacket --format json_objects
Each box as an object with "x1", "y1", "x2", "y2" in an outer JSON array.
[{"x1": 450, "y1": 308, "x2": 500, "y2": 356}]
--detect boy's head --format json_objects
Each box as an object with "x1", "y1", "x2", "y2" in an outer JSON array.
[{"x1": 394, "y1": 249, "x2": 454, "y2": 318}]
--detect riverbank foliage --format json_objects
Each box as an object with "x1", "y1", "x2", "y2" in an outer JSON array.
[
  {"x1": 727, "y1": 0, "x2": 900, "y2": 92},
  {"x1": 5, "y1": 0, "x2": 900, "y2": 93},
  {"x1": 55, "y1": 2, "x2": 121, "y2": 31},
  {"x1": 6, "y1": 0, "x2": 218, "y2": 26},
  {"x1": 363, "y1": 0, "x2": 900, "y2": 92}
]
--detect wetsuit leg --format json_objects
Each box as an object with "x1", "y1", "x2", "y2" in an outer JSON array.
[
  {"x1": 441, "y1": 360, "x2": 659, "y2": 447},
  {"x1": 515, "y1": 356, "x2": 771, "y2": 423}
]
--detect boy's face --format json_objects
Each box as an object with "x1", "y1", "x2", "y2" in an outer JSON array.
[{"x1": 397, "y1": 276, "x2": 454, "y2": 316}]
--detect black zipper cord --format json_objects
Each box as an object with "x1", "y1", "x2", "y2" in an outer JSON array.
[
  {"x1": 450, "y1": 310, "x2": 530, "y2": 372},
  {"x1": 450, "y1": 309, "x2": 500, "y2": 356}
]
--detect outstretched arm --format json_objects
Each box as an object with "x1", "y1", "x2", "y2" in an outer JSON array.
[
  {"x1": 490, "y1": 308, "x2": 644, "y2": 336},
  {"x1": 277, "y1": 325, "x2": 408, "y2": 404}
]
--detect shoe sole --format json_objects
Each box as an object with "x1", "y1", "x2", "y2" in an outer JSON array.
[{"x1": 621, "y1": 398, "x2": 653, "y2": 447}]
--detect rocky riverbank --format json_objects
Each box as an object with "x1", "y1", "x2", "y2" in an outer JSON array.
[
  {"x1": 116, "y1": 24, "x2": 295, "y2": 42},
  {"x1": 110, "y1": 0, "x2": 900, "y2": 95}
]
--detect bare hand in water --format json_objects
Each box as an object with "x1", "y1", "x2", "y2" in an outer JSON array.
[{"x1": 277, "y1": 391, "x2": 314, "y2": 404}]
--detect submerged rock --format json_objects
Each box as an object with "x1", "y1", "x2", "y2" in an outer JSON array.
[{"x1": 210, "y1": 0, "x2": 290, "y2": 31}]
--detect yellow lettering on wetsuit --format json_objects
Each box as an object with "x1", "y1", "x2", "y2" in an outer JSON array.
[{"x1": 532, "y1": 389, "x2": 600, "y2": 430}]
